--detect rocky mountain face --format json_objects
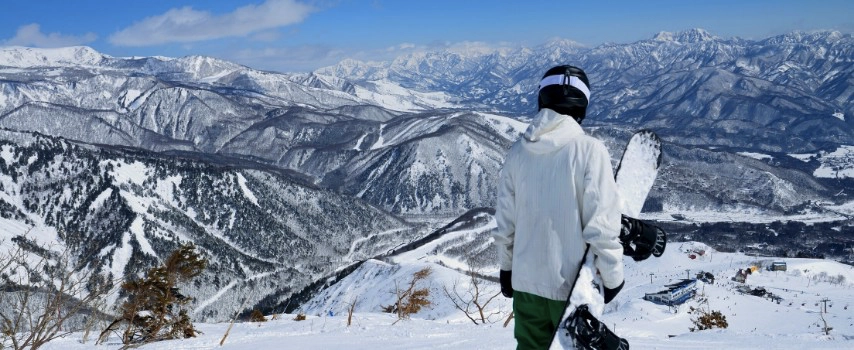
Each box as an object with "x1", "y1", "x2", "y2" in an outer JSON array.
[{"x1": 0, "y1": 29, "x2": 852, "y2": 319}]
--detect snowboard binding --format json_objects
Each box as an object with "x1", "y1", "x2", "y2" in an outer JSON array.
[
  {"x1": 619, "y1": 215, "x2": 666, "y2": 261},
  {"x1": 561, "y1": 304, "x2": 630, "y2": 350}
]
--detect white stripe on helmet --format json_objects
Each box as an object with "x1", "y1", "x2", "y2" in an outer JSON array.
[{"x1": 538, "y1": 74, "x2": 590, "y2": 101}]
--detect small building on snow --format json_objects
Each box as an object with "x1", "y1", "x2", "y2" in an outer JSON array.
[
  {"x1": 643, "y1": 279, "x2": 697, "y2": 306},
  {"x1": 766, "y1": 261, "x2": 787, "y2": 271}
]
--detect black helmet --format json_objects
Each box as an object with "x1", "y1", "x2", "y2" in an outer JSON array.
[{"x1": 538, "y1": 65, "x2": 590, "y2": 124}]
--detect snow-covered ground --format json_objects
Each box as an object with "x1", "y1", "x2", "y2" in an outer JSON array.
[
  {"x1": 642, "y1": 208, "x2": 850, "y2": 224},
  {"x1": 813, "y1": 145, "x2": 854, "y2": 179},
  {"x1": 36, "y1": 239, "x2": 854, "y2": 350}
]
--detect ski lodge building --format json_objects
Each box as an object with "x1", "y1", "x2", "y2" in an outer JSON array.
[
  {"x1": 766, "y1": 261, "x2": 787, "y2": 271},
  {"x1": 643, "y1": 279, "x2": 697, "y2": 306}
]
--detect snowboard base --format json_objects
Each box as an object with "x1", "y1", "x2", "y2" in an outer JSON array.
[{"x1": 550, "y1": 130, "x2": 663, "y2": 349}]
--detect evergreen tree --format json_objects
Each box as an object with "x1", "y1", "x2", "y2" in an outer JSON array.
[{"x1": 98, "y1": 244, "x2": 207, "y2": 345}]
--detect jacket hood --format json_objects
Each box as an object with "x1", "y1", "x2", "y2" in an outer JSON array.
[{"x1": 522, "y1": 108, "x2": 584, "y2": 154}]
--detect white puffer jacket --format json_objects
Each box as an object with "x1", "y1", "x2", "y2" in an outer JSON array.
[{"x1": 492, "y1": 108, "x2": 623, "y2": 301}]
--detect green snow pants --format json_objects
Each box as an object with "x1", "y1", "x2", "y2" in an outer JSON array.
[{"x1": 512, "y1": 290, "x2": 566, "y2": 350}]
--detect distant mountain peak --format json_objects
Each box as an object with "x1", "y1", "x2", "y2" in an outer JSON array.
[
  {"x1": 653, "y1": 28, "x2": 718, "y2": 43},
  {"x1": 171, "y1": 55, "x2": 246, "y2": 78},
  {"x1": 780, "y1": 30, "x2": 850, "y2": 43},
  {"x1": 0, "y1": 45, "x2": 107, "y2": 68},
  {"x1": 542, "y1": 37, "x2": 586, "y2": 49}
]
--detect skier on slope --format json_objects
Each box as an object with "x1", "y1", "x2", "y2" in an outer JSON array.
[{"x1": 492, "y1": 65, "x2": 625, "y2": 349}]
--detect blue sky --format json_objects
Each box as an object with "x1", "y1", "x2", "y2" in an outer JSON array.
[{"x1": 2, "y1": 0, "x2": 852, "y2": 72}]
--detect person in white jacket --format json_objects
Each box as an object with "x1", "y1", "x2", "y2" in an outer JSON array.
[{"x1": 493, "y1": 65, "x2": 625, "y2": 349}]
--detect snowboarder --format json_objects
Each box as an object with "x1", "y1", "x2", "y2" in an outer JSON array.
[{"x1": 493, "y1": 65, "x2": 625, "y2": 349}]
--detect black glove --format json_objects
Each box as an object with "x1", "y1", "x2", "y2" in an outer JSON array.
[
  {"x1": 603, "y1": 280, "x2": 624, "y2": 304},
  {"x1": 620, "y1": 215, "x2": 666, "y2": 261},
  {"x1": 499, "y1": 270, "x2": 513, "y2": 298}
]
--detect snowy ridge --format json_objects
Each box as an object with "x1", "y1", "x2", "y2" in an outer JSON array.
[
  {"x1": 76, "y1": 220, "x2": 854, "y2": 349},
  {"x1": 0, "y1": 45, "x2": 455, "y2": 118},
  {"x1": 0, "y1": 46, "x2": 106, "y2": 68},
  {"x1": 300, "y1": 211, "x2": 502, "y2": 318}
]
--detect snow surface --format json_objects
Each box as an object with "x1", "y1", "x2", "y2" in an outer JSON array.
[
  {"x1": 35, "y1": 238, "x2": 854, "y2": 350},
  {"x1": 644, "y1": 207, "x2": 848, "y2": 224},
  {"x1": 0, "y1": 144, "x2": 14, "y2": 165},
  {"x1": 104, "y1": 160, "x2": 148, "y2": 185},
  {"x1": 826, "y1": 201, "x2": 854, "y2": 216},
  {"x1": 353, "y1": 80, "x2": 459, "y2": 112},
  {"x1": 88, "y1": 188, "x2": 113, "y2": 213},
  {"x1": 107, "y1": 231, "x2": 133, "y2": 306},
  {"x1": 353, "y1": 133, "x2": 368, "y2": 151},
  {"x1": 236, "y1": 173, "x2": 259, "y2": 207},
  {"x1": 0, "y1": 46, "x2": 106, "y2": 68},
  {"x1": 478, "y1": 112, "x2": 528, "y2": 140},
  {"x1": 789, "y1": 152, "x2": 815, "y2": 162},
  {"x1": 813, "y1": 145, "x2": 854, "y2": 178},
  {"x1": 738, "y1": 152, "x2": 773, "y2": 160},
  {"x1": 370, "y1": 123, "x2": 387, "y2": 150},
  {"x1": 129, "y1": 217, "x2": 157, "y2": 258}
]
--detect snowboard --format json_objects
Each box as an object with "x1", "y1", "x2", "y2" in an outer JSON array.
[{"x1": 550, "y1": 130, "x2": 663, "y2": 350}]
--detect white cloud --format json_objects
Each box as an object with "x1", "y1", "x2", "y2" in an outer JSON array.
[
  {"x1": 109, "y1": 0, "x2": 314, "y2": 46},
  {"x1": 443, "y1": 41, "x2": 513, "y2": 55},
  {"x1": 386, "y1": 43, "x2": 416, "y2": 52},
  {"x1": 3, "y1": 23, "x2": 96, "y2": 48}
]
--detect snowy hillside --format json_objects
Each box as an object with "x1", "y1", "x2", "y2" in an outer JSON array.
[
  {"x1": 0, "y1": 129, "x2": 419, "y2": 321},
  {"x1": 810, "y1": 145, "x2": 854, "y2": 178},
  {"x1": 297, "y1": 217, "x2": 854, "y2": 346},
  {"x1": 39, "y1": 234, "x2": 854, "y2": 349}
]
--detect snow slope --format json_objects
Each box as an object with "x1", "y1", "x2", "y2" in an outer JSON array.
[{"x1": 36, "y1": 234, "x2": 854, "y2": 349}]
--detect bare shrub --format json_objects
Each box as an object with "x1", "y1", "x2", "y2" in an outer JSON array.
[
  {"x1": 1, "y1": 237, "x2": 113, "y2": 350},
  {"x1": 442, "y1": 267, "x2": 502, "y2": 325},
  {"x1": 688, "y1": 304, "x2": 729, "y2": 332},
  {"x1": 249, "y1": 309, "x2": 266, "y2": 323},
  {"x1": 382, "y1": 267, "x2": 432, "y2": 322}
]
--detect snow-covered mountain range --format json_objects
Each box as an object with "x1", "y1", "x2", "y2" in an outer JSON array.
[
  {"x1": 0, "y1": 28, "x2": 852, "y2": 323},
  {"x1": 317, "y1": 29, "x2": 853, "y2": 154}
]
